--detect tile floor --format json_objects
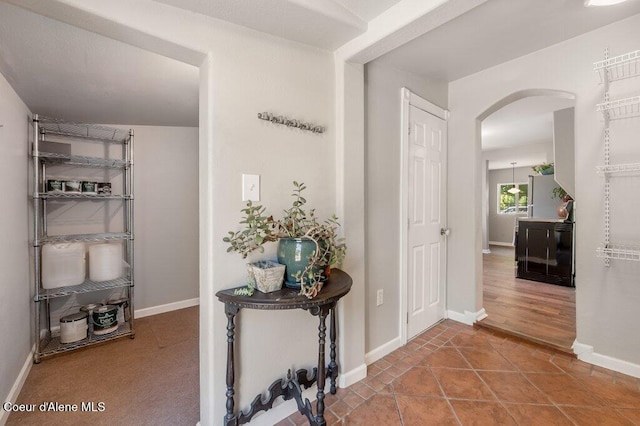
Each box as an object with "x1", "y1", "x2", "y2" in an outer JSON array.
[{"x1": 280, "y1": 320, "x2": 640, "y2": 425}]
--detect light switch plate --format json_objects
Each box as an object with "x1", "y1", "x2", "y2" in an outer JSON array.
[{"x1": 242, "y1": 174, "x2": 260, "y2": 202}]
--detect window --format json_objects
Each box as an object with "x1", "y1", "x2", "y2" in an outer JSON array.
[{"x1": 498, "y1": 183, "x2": 528, "y2": 214}]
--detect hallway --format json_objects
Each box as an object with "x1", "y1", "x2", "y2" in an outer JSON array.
[{"x1": 480, "y1": 245, "x2": 576, "y2": 352}]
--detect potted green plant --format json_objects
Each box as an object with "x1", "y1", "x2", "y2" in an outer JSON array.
[
  {"x1": 552, "y1": 186, "x2": 567, "y2": 200},
  {"x1": 223, "y1": 181, "x2": 346, "y2": 299},
  {"x1": 532, "y1": 162, "x2": 554, "y2": 175}
]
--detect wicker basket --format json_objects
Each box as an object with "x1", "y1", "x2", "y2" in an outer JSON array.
[{"x1": 247, "y1": 260, "x2": 285, "y2": 293}]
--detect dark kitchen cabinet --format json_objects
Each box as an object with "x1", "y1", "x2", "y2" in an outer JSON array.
[{"x1": 516, "y1": 220, "x2": 574, "y2": 287}]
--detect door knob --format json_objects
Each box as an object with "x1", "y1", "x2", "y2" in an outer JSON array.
[{"x1": 440, "y1": 227, "x2": 451, "y2": 236}]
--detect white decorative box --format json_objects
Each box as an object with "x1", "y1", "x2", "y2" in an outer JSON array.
[{"x1": 247, "y1": 260, "x2": 285, "y2": 293}]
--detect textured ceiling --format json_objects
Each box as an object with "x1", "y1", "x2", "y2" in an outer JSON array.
[
  {"x1": 374, "y1": 0, "x2": 640, "y2": 82},
  {"x1": 482, "y1": 96, "x2": 576, "y2": 151},
  {"x1": 152, "y1": 0, "x2": 401, "y2": 50},
  {"x1": 482, "y1": 96, "x2": 576, "y2": 170},
  {"x1": 336, "y1": 0, "x2": 402, "y2": 21},
  {"x1": 0, "y1": 2, "x2": 199, "y2": 127},
  {"x1": 2, "y1": 0, "x2": 639, "y2": 128}
]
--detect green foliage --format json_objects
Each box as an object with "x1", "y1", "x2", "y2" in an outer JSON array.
[
  {"x1": 532, "y1": 162, "x2": 554, "y2": 174},
  {"x1": 498, "y1": 184, "x2": 528, "y2": 213},
  {"x1": 224, "y1": 181, "x2": 347, "y2": 299},
  {"x1": 222, "y1": 201, "x2": 278, "y2": 258},
  {"x1": 233, "y1": 285, "x2": 255, "y2": 297},
  {"x1": 552, "y1": 186, "x2": 568, "y2": 200}
]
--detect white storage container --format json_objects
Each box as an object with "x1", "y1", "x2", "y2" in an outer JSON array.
[
  {"x1": 60, "y1": 312, "x2": 88, "y2": 343},
  {"x1": 41, "y1": 242, "x2": 86, "y2": 289},
  {"x1": 89, "y1": 243, "x2": 123, "y2": 282}
]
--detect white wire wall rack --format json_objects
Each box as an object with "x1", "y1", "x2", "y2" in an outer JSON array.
[
  {"x1": 596, "y1": 244, "x2": 640, "y2": 262},
  {"x1": 594, "y1": 48, "x2": 640, "y2": 265},
  {"x1": 596, "y1": 96, "x2": 640, "y2": 120},
  {"x1": 594, "y1": 49, "x2": 640, "y2": 83},
  {"x1": 596, "y1": 163, "x2": 640, "y2": 175}
]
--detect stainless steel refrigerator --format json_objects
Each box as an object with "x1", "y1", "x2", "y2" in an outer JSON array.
[{"x1": 528, "y1": 174, "x2": 557, "y2": 218}]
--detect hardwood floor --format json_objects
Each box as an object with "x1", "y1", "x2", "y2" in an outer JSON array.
[{"x1": 479, "y1": 245, "x2": 576, "y2": 352}]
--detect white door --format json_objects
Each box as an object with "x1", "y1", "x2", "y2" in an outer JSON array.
[{"x1": 407, "y1": 104, "x2": 447, "y2": 340}]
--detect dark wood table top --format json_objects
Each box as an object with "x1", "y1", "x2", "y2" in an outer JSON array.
[{"x1": 216, "y1": 269, "x2": 352, "y2": 310}]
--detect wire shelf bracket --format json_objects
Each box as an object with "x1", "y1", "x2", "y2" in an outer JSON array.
[
  {"x1": 594, "y1": 49, "x2": 640, "y2": 83},
  {"x1": 597, "y1": 244, "x2": 640, "y2": 262},
  {"x1": 596, "y1": 96, "x2": 640, "y2": 120},
  {"x1": 596, "y1": 163, "x2": 640, "y2": 175}
]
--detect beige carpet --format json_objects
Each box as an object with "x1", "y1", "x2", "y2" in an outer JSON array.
[{"x1": 7, "y1": 306, "x2": 199, "y2": 426}]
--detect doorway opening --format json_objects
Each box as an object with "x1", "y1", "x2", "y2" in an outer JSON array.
[{"x1": 477, "y1": 90, "x2": 577, "y2": 352}]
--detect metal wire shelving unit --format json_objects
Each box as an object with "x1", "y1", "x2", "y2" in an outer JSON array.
[
  {"x1": 31, "y1": 115, "x2": 135, "y2": 363},
  {"x1": 595, "y1": 49, "x2": 640, "y2": 265}
]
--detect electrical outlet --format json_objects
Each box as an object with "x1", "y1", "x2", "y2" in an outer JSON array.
[{"x1": 376, "y1": 289, "x2": 383, "y2": 306}]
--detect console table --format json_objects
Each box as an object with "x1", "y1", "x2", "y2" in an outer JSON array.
[{"x1": 216, "y1": 269, "x2": 352, "y2": 426}]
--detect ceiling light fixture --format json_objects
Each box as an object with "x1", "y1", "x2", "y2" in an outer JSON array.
[
  {"x1": 508, "y1": 162, "x2": 521, "y2": 195},
  {"x1": 584, "y1": 0, "x2": 629, "y2": 6}
]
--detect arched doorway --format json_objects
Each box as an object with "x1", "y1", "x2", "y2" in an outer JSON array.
[{"x1": 476, "y1": 89, "x2": 577, "y2": 351}]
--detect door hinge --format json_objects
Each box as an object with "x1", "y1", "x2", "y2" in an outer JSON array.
[
  {"x1": 408, "y1": 124, "x2": 411, "y2": 135},
  {"x1": 406, "y1": 312, "x2": 409, "y2": 324}
]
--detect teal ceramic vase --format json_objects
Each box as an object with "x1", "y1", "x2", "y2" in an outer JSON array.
[{"x1": 277, "y1": 237, "x2": 318, "y2": 288}]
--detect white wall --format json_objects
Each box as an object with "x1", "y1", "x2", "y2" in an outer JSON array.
[
  {"x1": 0, "y1": 71, "x2": 32, "y2": 418},
  {"x1": 448, "y1": 14, "x2": 640, "y2": 367},
  {"x1": 126, "y1": 125, "x2": 199, "y2": 310},
  {"x1": 364, "y1": 61, "x2": 447, "y2": 353},
  {"x1": 487, "y1": 166, "x2": 529, "y2": 244},
  {"x1": 208, "y1": 30, "x2": 338, "y2": 415}
]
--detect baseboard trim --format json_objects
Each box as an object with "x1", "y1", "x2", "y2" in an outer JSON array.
[
  {"x1": 338, "y1": 363, "x2": 367, "y2": 388},
  {"x1": 446, "y1": 308, "x2": 487, "y2": 326},
  {"x1": 1, "y1": 346, "x2": 35, "y2": 426},
  {"x1": 488, "y1": 241, "x2": 514, "y2": 247},
  {"x1": 135, "y1": 297, "x2": 199, "y2": 319},
  {"x1": 572, "y1": 341, "x2": 640, "y2": 379},
  {"x1": 365, "y1": 337, "x2": 403, "y2": 365},
  {"x1": 482, "y1": 249, "x2": 491, "y2": 254}
]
